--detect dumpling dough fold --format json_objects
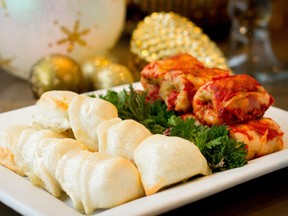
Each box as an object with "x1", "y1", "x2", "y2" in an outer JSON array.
[
  {"x1": 0, "y1": 124, "x2": 31, "y2": 175},
  {"x1": 134, "y1": 134, "x2": 211, "y2": 195},
  {"x1": 33, "y1": 137, "x2": 87, "y2": 197},
  {"x1": 56, "y1": 150, "x2": 144, "y2": 214},
  {"x1": 32, "y1": 90, "x2": 78, "y2": 134},
  {"x1": 13, "y1": 128, "x2": 65, "y2": 181},
  {"x1": 68, "y1": 95, "x2": 118, "y2": 151},
  {"x1": 98, "y1": 118, "x2": 151, "y2": 163}
]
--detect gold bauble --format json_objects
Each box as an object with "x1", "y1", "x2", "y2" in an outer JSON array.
[
  {"x1": 92, "y1": 63, "x2": 134, "y2": 90},
  {"x1": 130, "y1": 12, "x2": 229, "y2": 70},
  {"x1": 81, "y1": 56, "x2": 111, "y2": 91},
  {"x1": 30, "y1": 54, "x2": 86, "y2": 98}
]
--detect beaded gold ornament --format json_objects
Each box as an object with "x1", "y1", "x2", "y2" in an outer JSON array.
[{"x1": 130, "y1": 12, "x2": 229, "y2": 70}]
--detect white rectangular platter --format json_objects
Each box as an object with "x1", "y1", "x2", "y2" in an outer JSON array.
[{"x1": 0, "y1": 83, "x2": 287, "y2": 216}]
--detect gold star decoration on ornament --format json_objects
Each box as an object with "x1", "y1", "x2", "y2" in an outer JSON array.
[
  {"x1": 56, "y1": 19, "x2": 90, "y2": 52},
  {"x1": 0, "y1": 54, "x2": 16, "y2": 73}
]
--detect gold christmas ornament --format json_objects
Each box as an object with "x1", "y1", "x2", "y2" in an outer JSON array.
[
  {"x1": 92, "y1": 63, "x2": 134, "y2": 90},
  {"x1": 81, "y1": 56, "x2": 112, "y2": 91},
  {"x1": 130, "y1": 12, "x2": 229, "y2": 70},
  {"x1": 30, "y1": 54, "x2": 86, "y2": 98},
  {"x1": 0, "y1": 0, "x2": 126, "y2": 80}
]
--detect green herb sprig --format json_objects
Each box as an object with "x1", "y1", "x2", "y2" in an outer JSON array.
[
  {"x1": 99, "y1": 85, "x2": 175, "y2": 134},
  {"x1": 168, "y1": 116, "x2": 247, "y2": 172}
]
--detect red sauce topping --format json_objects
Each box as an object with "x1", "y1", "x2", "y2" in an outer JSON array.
[
  {"x1": 201, "y1": 74, "x2": 274, "y2": 124},
  {"x1": 140, "y1": 53, "x2": 204, "y2": 80},
  {"x1": 167, "y1": 90, "x2": 178, "y2": 111},
  {"x1": 229, "y1": 118, "x2": 283, "y2": 141},
  {"x1": 210, "y1": 75, "x2": 261, "y2": 105},
  {"x1": 246, "y1": 119, "x2": 283, "y2": 140},
  {"x1": 145, "y1": 85, "x2": 161, "y2": 102}
]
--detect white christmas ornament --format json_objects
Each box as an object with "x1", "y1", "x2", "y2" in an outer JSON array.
[{"x1": 0, "y1": 0, "x2": 126, "y2": 80}]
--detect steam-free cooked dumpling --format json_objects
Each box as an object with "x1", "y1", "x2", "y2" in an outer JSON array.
[
  {"x1": 56, "y1": 150, "x2": 92, "y2": 211},
  {"x1": 98, "y1": 119, "x2": 151, "y2": 163},
  {"x1": 68, "y1": 95, "x2": 118, "y2": 151},
  {"x1": 0, "y1": 124, "x2": 31, "y2": 175},
  {"x1": 134, "y1": 134, "x2": 211, "y2": 195},
  {"x1": 32, "y1": 90, "x2": 78, "y2": 134},
  {"x1": 56, "y1": 150, "x2": 144, "y2": 214},
  {"x1": 79, "y1": 153, "x2": 144, "y2": 214},
  {"x1": 97, "y1": 118, "x2": 122, "y2": 151},
  {"x1": 33, "y1": 138, "x2": 87, "y2": 197},
  {"x1": 13, "y1": 128, "x2": 65, "y2": 182}
]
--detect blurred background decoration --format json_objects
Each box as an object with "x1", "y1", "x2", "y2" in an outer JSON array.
[
  {"x1": 30, "y1": 54, "x2": 86, "y2": 98},
  {"x1": 0, "y1": 0, "x2": 287, "y2": 99},
  {"x1": 226, "y1": 0, "x2": 288, "y2": 84},
  {"x1": 125, "y1": 0, "x2": 231, "y2": 42},
  {"x1": 129, "y1": 12, "x2": 229, "y2": 76},
  {"x1": 0, "y1": 0, "x2": 126, "y2": 81},
  {"x1": 81, "y1": 55, "x2": 134, "y2": 90},
  {"x1": 125, "y1": 0, "x2": 288, "y2": 79}
]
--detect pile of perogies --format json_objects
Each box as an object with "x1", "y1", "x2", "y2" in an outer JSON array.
[{"x1": 0, "y1": 90, "x2": 211, "y2": 215}]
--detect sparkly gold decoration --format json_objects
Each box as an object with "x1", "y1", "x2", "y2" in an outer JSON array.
[
  {"x1": 91, "y1": 63, "x2": 135, "y2": 90},
  {"x1": 130, "y1": 12, "x2": 229, "y2": 70},
  {"x1": 81, "y1": 56, "x2": 112, "y2": 91},
  {"x1": 30, "y1": 54, "x2": 87, "y2": 98},
  {"x1": 56, "y1": 19, "x2": 90, "y2": 52}
]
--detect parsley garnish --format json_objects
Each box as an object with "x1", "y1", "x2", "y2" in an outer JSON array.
[
  {"x1": 99, "y1": 85, "x2": 175, "y2": 134},
  {"x1": 168, "y1": 116, "x2": 247, "y2": 172}
]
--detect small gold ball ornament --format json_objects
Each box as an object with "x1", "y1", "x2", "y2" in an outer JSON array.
[
  {"x1": 30, "y1": 54, "x2": 86, "y2": 98},
  {"x1": 92, "y1": 63, "x2": 135, "y2": 90},
  {"x1": 130, "y1": 12, "x2": 229, "y2": 70},
  {"x1": 81, "y1": 56, "x2": 112, "y2": 91}
]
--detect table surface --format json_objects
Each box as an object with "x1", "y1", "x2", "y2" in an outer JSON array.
[{"x1": 1, "y1": 15, "x2": 288, "y2": 216}]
